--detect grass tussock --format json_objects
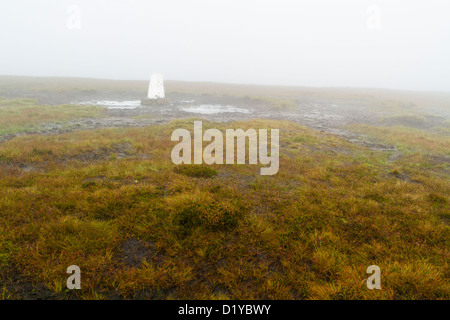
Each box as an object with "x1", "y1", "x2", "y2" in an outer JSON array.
[
  {"x1": 167, "y1": 191, "x2": 244, "y2": 233},
  {"x1": 174, "y1": 165, "x2": 218, "y2": 178}
]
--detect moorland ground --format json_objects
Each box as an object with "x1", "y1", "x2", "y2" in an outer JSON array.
[{"x1": 0, "y1": 76, "x2": 448, "y2": 299}]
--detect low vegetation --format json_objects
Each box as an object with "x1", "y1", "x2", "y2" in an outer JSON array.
[
  {"x1": 0, "y1": 116, "x2": 448, "y2": 299},
  {"x1": 0, "y1": 97, "x2": 104, "y2": 134},
  {"x1": 174, "y1": 165, "x2": 218, "y2": 178},
  {"x1": 348, "y1": 124, "x2": 450, "y2": 156}
]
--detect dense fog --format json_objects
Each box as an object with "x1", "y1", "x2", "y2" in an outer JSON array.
[{"x1": 0, "y1": 0, "x2": 449, "y2": 91}]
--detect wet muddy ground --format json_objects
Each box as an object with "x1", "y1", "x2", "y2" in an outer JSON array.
[
  {"x1": 2, "y1": 82, "x2": 448, "y2": 152},
  {"x1": 0, "y1": 88, "x2": 402, "y2": 151},
  {"x1": 94, "y1": 93, "x2": 398, "y2": 151}
]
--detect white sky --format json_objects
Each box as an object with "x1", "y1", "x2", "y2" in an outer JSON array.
[{"x1": 0, "y1": 0, "x2": 449, "y2": 91}]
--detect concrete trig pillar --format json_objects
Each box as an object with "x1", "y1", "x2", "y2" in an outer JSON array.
[{"x1": 147, "y1": 73, "x2": 165, "y2": 99}]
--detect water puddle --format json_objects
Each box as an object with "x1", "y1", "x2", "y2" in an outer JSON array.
[
  {"x1": 180, "y1": 104, "x2": 252, "y2": 115},
  {"x1": 73, "y1": 101, "x2": 253, "y2": 114},
  {"x1": 75, "y1": 100, "x2": 141, "y2": 109}
]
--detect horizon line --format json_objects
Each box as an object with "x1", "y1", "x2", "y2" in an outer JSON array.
[{"x1": 0, "y1": 74, "x2": 449, "y2": 95}]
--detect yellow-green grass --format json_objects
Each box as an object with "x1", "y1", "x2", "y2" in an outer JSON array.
[
  {"x1": 348, "y1": 124, "x2": 450, "y2": 156},
  {"x1": 0, "y1": 119, "x2": 448, "y2": 299},
  {"x1": 0, "y1": 98, "x2": 104, "y2": 134}
]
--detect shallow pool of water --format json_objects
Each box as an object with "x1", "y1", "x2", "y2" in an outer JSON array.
[
  {"x1": 75, "y1": 100, "x2": 141, "y2": 109},
  {"x1": 180, "y1": 104, "x2": 252, "y2": 115}
]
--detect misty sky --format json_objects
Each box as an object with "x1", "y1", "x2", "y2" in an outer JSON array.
[{"x1": 1, "y1": 0, "x2": 449, "y2": 91}]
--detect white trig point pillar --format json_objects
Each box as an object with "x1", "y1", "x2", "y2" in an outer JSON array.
[{"x1": 148, "y1": 73, "x2": 165, "y2": 99}]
